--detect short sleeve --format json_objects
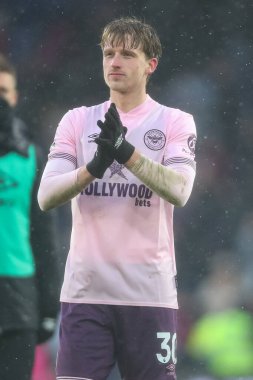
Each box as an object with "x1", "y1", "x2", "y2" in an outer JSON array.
[
  {"x1": 48, "y1": 108, "x2": 84, "y2": 169},
  {"x1": 163, "y1": 110, "x2": 197, "y2": 173}
]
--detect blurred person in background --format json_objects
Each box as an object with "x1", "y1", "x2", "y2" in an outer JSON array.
[
  {"x1": 185, "y1": 250, "x2": 253, "y2": 379},
  {"x1": 0, "y1": 53, "x2": 60, "y2": 380},
  {"x1": 38, "y1": 17, "x2": 197, "y2": 380}
]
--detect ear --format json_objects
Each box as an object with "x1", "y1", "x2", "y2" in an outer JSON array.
[{"x1": 146, "y1": 58, "x2": 158, "y2": 75}]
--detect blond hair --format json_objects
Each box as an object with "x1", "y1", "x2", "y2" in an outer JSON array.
[{"x1": 100, "y1": 17, "x2": 162, "y2": 61}]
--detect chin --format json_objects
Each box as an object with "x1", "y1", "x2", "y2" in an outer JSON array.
[{"x1": 109, "y1": 83, "x2": 126, "y2": 92}]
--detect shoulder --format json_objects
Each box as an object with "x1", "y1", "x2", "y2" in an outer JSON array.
[
  {"x1": 59, "y1": 101, "x2": 108, "y2": 127},
  {"x1": 158, "y1": 102, "x2": 194, "y2": 121},
  {"x1": 152, "y1": 104, "x2": 196, "y2": 142},
  {"x1": 65, "y1": 101, "x2": 108, "y2": 118},
  {"x1": 13, "y1": 117, "x2": 32, "y2": 142},
  {"x1": 148, "y1": 97, "x2": 194, "y2": 123},
  {"x1": 12, "y1": 117, "x2": 31, "y2": 156},
  {"x1": 160, "y1": 103, "x2": 196, "y2": 131},
  {"x1": 60, "y1": 105, "x2": 87, "y2": 126}
]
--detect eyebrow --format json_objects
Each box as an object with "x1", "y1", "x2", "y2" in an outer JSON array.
[{"x1": 103, "y1": 47, "x2": 138, "y2": 55}]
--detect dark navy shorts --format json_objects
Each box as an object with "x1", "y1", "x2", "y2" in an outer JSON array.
[{"x1": 56, "y1": 302, "x2": 177, "y2": 380}]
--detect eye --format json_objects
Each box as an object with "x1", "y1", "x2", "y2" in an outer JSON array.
[
  {"x1": 122, "y1": 51, "x2": 134, "y2": 57},
  {"x1": 104, "y1": 51, "x2": 113, "y2": 58}
]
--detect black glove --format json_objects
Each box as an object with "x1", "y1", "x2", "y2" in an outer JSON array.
[
  {"x1": 95, "y1": 103, "x2": 135, "y2": 164},
  {"x1": 86, "y1": 130, "x2": 115, "y2": 179},
  {"x1": 86, "y1": 107, "x2": 128, "y2": 178},
  {"x1": 37, "y1": 317, "x2": 57, "y2": 344}
]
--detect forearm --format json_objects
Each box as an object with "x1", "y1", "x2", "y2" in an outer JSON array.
[
  {"x1": 38, "y1": 164, "x2": 94, "y2": 211},
  {"x1": 125, "y1": 151, "x2": 194, "y2": 207}
]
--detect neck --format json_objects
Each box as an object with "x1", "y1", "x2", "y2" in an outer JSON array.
[{"x1": 110, "y1": 89, "x2": 147, "y2": 113}]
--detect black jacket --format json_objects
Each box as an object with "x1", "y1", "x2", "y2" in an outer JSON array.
[{"x1": 0, "y1": 115, "x2": 61, "y2": 343}]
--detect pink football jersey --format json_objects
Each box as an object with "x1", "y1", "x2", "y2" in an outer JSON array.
[{"x1": 48, "y1": 95, "x2": 196, "y2": 308}]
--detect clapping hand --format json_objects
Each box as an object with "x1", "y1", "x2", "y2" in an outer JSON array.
[
  {"x1": 86, "y1": 103, "x2": 132, "y2": 178},
  {"x1": 95, "y1": 103, "x2": 134, "y2": 164}
]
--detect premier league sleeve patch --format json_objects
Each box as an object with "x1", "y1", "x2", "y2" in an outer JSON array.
[{"x1": 187, "y1": 134, "x2": 197, "y2": 154}]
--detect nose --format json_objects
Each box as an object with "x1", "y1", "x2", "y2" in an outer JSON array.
[{"x1": 111, "y1": 53, "x2": 121, "y2": 67}]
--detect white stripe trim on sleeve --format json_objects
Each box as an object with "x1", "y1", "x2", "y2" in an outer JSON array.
[
  {"x1": 49, "y1": 152, "x2": 77, "y2": 168},
  {"x1": 163, "y1": 156, "x2": 196, "y2": 171}
]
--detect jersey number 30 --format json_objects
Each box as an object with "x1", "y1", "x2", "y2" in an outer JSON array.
[{"x1": 156, "y1": 332, "x2": 177, "y2": 364}]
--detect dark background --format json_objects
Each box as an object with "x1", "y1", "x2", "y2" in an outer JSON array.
[
  {"x1": 1, "y1": 0, "x2": 253, "y2": 302},
  {"x1": 1, "y1": 1, "x2": 253, "y2": 376}
]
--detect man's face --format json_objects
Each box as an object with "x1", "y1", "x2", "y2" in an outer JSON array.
[
  {"x1": 102, "y1": 39, "x2": 157, "y2": 94},
  {"x1": 0, "y1": 72, "x2": 17, "y2": 107}
]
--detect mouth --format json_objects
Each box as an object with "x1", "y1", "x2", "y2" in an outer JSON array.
[{"x1": 109, "y1": 73, "x2": 125, "y2": 77}]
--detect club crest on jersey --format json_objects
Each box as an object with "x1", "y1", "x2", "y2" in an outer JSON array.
[
  {"x1": 188, "y1": 134, "x2": 197, "y2": 154},
  {"x1": 144, "y1": 129, "x2": 166, "y2": 151}
]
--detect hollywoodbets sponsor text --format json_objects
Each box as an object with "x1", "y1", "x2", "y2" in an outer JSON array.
[{"x1": 81, "y1": 181, "x2": 152, "y2": 207}]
